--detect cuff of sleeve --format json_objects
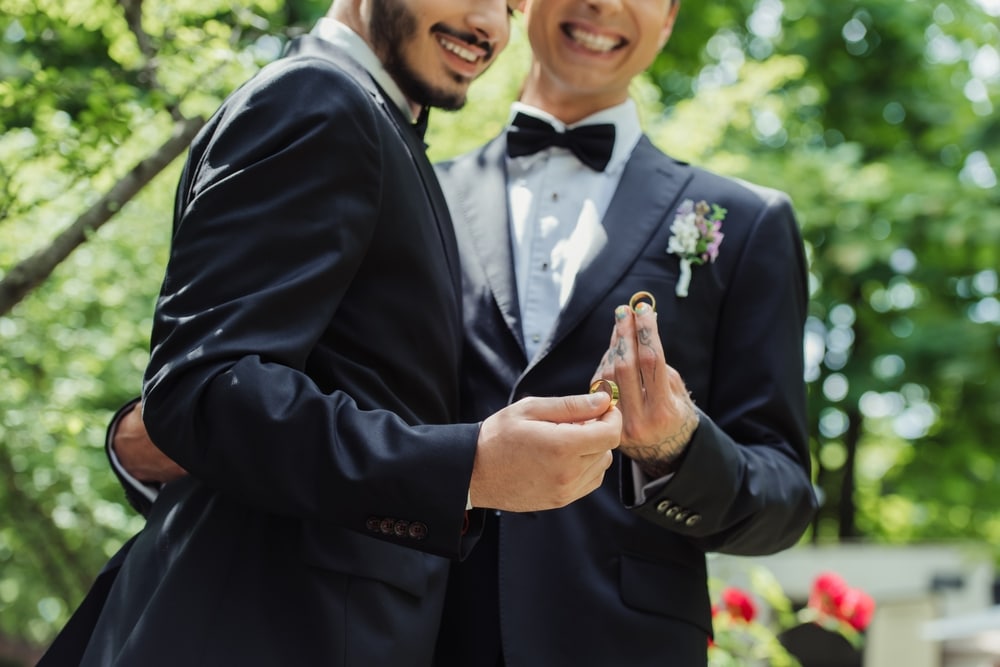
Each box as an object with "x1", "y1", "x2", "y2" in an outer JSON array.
[
  {"x1": 466, "y1": 489, "x2": 473, "y2": 511},
  {"x1": 107, "y1": 414, "x2": 161, "y2": 505},
  {"x1": 631, "y1": 460, "x2": 674, "y2": 505}
]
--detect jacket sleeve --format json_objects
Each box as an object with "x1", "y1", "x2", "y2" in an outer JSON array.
[{"x1": 141, "y1": 61, "x2": 479, "y2": 558}]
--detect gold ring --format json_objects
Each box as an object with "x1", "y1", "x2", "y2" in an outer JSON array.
[
  {"x1": 589, "y1": 379, "x2": 619, "y2": 408},
  {"x1": 629, "y1": 291, "x2": 656, "y2": 312}
]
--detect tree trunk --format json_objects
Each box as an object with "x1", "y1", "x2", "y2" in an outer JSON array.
[
  {"x1": 838, "y1": 406, "x2": 861, "y2": 540},
  {"x1": 0, "y1": 629, "x2": 43, "y2": 667},
  {"x1": 0, "y1": 116, "x2": 204, "y2": 317}
]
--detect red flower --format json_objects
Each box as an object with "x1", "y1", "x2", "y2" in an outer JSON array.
[
  {"x1": 721, "y1": 587, "x2": 757, "y2": 623},
  {"x1": 840, "y1": 588, "x2": 876, "y2": 631},
  {"x1": 808, "y1": 572, "x2": 876, "y2": 632},
  {"x1": 809, "y1": 572, "x2": 849, "y2": 616}
]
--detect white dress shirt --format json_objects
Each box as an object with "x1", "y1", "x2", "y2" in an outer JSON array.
[
  {"x1": 506, "y1": 99, "x2": 642, "y2": 361},
  {"x1": 505, "y1": 101, "x2": 669, "y2": 499}
]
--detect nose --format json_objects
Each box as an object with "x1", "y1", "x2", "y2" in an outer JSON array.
[
  {"x1": 467, "y1": 0, "x2": 511, "y2": 51},
  {"x1": 586, "y1": 0, "x2": 623, "y2": 13}
]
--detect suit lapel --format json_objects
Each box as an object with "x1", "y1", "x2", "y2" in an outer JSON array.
[
  {"x1": 536, "y1": 137, "x2": 692, "y2": 361},
  {"x1": 399, "y1": 121, "x2": 464, "y2": 296},
  {"x1": 450, "y1": 137, "x2": 525, "y2": 350}
]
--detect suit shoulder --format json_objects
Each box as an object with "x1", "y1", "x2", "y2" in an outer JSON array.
[
  {"x1": 433, "y1": 137, "x2": 502, "y2": 188},
  {"x1": 435, "y1": 139, "x2": 498, "y2": 171},
  {"x1": 638, "y1": 137, "x2": 792, "y2": 214},
  {"x1": 674, "y1": 168, "x2": 798, "y2": 245},
  {"x1": 235, "y1": 52, "x2": 375, "y2": 116},
  {"x1": 687, "y1": 165, "x2": 792, "y2": 211},
  {"x1": 198, "y1": 48, "x2": 384, "y2": 161}
]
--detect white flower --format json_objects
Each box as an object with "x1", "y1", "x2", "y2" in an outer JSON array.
[{"x1": 666, "y1": 199, "x2": 726, "y2": 297}]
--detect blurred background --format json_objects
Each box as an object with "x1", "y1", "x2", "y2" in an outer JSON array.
[{"x1": 1, "y1": 0, "x2": 998, "y2": 664}]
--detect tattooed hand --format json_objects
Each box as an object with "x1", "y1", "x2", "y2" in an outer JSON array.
[{"x1": 591, "y1": 300, "x2": 699, "y2": 478}]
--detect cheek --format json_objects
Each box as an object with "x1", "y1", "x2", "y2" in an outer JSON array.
[
  {"x1": 632, "y1": 36, "x2": 662, "y2": 71},
  {"x1": 496, "y1": 28, "x2": 511, "y2": 53}
]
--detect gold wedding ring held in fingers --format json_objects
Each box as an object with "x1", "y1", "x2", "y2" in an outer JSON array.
[
  {"x1": 589, "y1": 379, "x2": 620, "y2": 408},
  {"x1": 629, "y1": 291, "x2": 656, "y2": 312}
]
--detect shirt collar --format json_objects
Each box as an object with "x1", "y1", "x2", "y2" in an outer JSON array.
[
  {"x1": 312, "y1": 18, "x2": 416, "y2": 123},
  {"x1": 506, "y1": 99, "x2": 642, "y2": 173}
]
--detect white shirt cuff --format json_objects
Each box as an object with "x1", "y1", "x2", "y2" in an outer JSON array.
[{"x1": 631, "y1": 460, "x2": 674, "y2": 505}]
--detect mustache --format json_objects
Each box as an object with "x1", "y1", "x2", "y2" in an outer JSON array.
[{"x1": 432, "y1": 23, "x2": 495, "y2": 61}]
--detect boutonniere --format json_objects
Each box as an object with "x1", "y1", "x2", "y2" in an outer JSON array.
[{"x1": 666, "y1": 199, "x2": 726, "y2": 297}]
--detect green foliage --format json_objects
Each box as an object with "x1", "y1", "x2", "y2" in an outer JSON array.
[
  {"x1": 641, "y1": 0, "x2": 1000, "y2": 547},
  {"x1": 0, "y1": 0, "x2": 317, "y2": 653},
  {"x1": 1, "y1": 0, "x2": 998, "y2": 660}
]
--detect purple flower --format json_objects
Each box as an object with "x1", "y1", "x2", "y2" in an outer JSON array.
[{"x1": 666, "y1": 199, "x2": 727, "y2": 297}]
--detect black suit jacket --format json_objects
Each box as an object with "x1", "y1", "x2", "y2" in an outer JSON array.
[
  {"x1": 433, "y1": 135, "x2": 817, "y2": 666},
  {"x1": 42, "y1": 35, "x2": 483, "y2": 667}
]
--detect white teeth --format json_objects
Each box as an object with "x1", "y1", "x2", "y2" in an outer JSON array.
[
  {"x1": 439, "y1": 38, "x2": 478, "y2": 63},
  {"x1": 568, "y1": 27, "x2": 619, "y2": 53}
]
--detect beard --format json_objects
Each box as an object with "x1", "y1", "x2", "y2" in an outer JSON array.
[{"x1": 369, "y1": 0, "x2": 471, "y2": 111}]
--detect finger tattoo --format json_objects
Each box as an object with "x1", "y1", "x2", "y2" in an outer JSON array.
[
  {"x1": 637, "y1": 326, "x2": 659, "y2": 381},
  {"x1": 637, "y1": 326, "x2": 655, "y2": 350}
]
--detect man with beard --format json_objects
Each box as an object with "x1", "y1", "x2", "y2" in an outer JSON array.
[{"x1": 37, "y1": 0, "x2": 624, "y2": 665}]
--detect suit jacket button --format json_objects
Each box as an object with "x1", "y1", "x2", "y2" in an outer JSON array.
[
  {"x1": 380, "y1": 518, "x2": 394, "y2": 534},
  {"x1": 393, "y1": 520, "x2": 410, "y2": 537},
  {"x1": 664, "y1": 506, "x2": 678, "y2": 518},
  {"x1": 366, "y1": 517, "x2": 380, "y2": 532},
  {"x1": 674, "y1": 510, "x2": 689, "y2": 522},
  {"x1": 656, "y1": 500, "x2": 672, "y2": 514},
  {"x1": 408, "y1": 522, "x2": 428, "y2": 540},
  {"x1": 685, "y1": 514, "x2": 702, "y2": 527}
]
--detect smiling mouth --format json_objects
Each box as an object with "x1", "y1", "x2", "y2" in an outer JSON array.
[
  {"x1": 563, "y1": 25, "x2": 625, "y2": 53},
  {"x1": 438, "y1": 36, "x2": 481, "y2": 63},
  {"x1": 433, "y1": 23, "x2": 495, "y2": 68}
]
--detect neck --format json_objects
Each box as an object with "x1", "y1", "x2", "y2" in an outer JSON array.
[
  {"x1": 518, "y1": 70, "x2": 627, "y2": 125},
  {"x1": 326, "y1": 5, "x2": 423, "y2": 120}
]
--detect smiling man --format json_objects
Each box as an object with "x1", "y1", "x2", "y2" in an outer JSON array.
[
  {"x1": 432, "y1": 0, "x2": 818, "y2": 663},
  {"x1": 37, "y1": 0, "x2": 628, "y2": 665}
]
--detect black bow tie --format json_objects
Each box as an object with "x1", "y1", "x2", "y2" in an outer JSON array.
[{"x1": 506, "y1": 112, "x2": 616, "y2": 172}]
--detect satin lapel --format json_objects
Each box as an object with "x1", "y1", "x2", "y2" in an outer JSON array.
[
  {"x1": 449, "y1": 138, "x2": 524, "y2": 350},
  {"x1": 539, "y1": 137, "x2": 692, "y2": 358},
  {"x1": 399, "y1": 125, "x2": 464, "y2": 296},
  {"x1": 285, "y1": 36, "x2": 462, "y2": 295}
]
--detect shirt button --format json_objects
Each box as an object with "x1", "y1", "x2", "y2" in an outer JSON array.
[
  {"x1": 532, "y1": 334, "x2": 541, "y2": 343},
  {"x1": 551, "y1": 192, "x2": 558, "y2": 201}
]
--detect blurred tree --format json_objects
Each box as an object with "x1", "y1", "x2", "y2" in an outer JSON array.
[
  {"x1": 0, "y1": 0, "x2": 314, "y2": 659},
  {"x1": 640, "y1": 0, "x2": 1000, "y2": 545},
  {"x1": 1, "y1": 0, "x2": 998, "y2": 662}
]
